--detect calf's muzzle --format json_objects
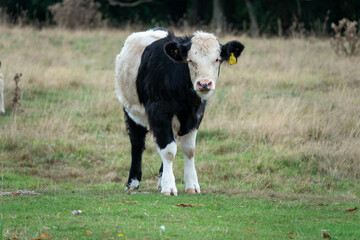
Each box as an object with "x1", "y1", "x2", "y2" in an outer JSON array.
[{"x1": 196, "y1": 79, "x2": 213, "y2": 92}]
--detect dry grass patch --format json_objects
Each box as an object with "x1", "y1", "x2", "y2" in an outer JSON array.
[{"x1": 0, "y1": 26, "x2": 359, "y2": 196}]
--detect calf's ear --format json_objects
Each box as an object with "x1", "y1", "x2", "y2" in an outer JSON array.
[
  {"x1": 164, "y1": 41, "x2": 189, "y2": 62},
  {"x1": 220, "y1": 41, "x2": 245, "y2": 65}
]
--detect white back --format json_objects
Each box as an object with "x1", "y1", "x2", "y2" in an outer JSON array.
[{"x1": 115, "y1": 29, "x2": 168, "y2": 127}]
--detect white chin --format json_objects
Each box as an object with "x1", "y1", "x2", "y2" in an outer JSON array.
[{"x1": 196, "y1": 90, "x2": 213, "y2": 100}]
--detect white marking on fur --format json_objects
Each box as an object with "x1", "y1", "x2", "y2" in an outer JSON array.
[
  {"x1": 0, "y1": 69, "x2": 4, "y2": 114},
  {"x1": 187, "y1": 31, "x2": 221, "y2": 100},
  {"x1": 125, "y1": 108, "x2": 147, "y2": 128},
  {"x1": 128, "y1": 179, "x2": 140, "y2": 188},
  {"x1": 115, "y1": 29, "x2": 168, "y2": 127},
  {"x1": 181, "y1": 130, "x2": 200, "y2": 192},
  {"x1": 157, "y1": 141, "x2": 177, "y2": 195},
  {"x1": 172, "y1": 115, "x2": 180, "y2": 137}
]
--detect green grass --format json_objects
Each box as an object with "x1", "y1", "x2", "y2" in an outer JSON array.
[
  {"x1": 0, "y1": 25, "x2": 360, "y2": 239},
  {"x1": 1, "y1": 190, "x2": 359, "y2": 240}
]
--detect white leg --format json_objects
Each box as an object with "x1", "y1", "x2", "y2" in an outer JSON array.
[
  {"x1": 181, "y1": 130, "x2": 200, "y2": 193},
  {"x1": 157, "y1": 141, "x2": 177, "y2": 195}
]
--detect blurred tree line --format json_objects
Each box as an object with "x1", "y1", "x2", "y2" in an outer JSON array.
[{"x1": 0, "y1": 0, "x2": 359, "y2": 36}]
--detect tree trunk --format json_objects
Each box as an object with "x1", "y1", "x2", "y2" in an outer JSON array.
[
  {"x1": 188, "y1": 0, "x2": 201, "y2": 26},
  {"x1": 322, "y1": 10, "x2": 331, "y2": 36},
  {"x1": 212, "y1": 0, "x2": 224, "y2": 35},
  {"x1": 296, "y1": 0, "x2": 301, "y2": 19},
  {"x1": 245, "y1": 0, "x2": 259, "y2": 37}
]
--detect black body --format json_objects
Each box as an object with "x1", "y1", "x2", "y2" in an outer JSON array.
[{"x1": 137, "y1": 33, "x2": 206, "y2": 148}]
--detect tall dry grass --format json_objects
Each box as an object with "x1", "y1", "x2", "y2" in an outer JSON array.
[
  {"x1": 204, "y1": 36, "x2": 360, "y2": 177},
  {"x1": 0, "y1": 25, "x2": 359, "y2": 193}
]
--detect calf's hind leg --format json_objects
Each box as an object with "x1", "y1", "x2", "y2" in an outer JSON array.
[{"x1": 124, "y1": 109, "x2": 148, "y2": 190}]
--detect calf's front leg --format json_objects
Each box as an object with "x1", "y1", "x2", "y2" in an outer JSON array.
[
  {"x1": 181, "y1": 130, "x2": 200, "y2": 193},
  {"x1": 157, "y1": 141, "x2": 177, "y2": 195},
  {"x1": 148, "y1": 106, "x2": 178, "y2": 195}
]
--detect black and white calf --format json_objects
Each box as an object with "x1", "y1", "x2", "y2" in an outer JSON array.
[{"x1": 115, "y1": 28, "x2": 244, "y2": 195}]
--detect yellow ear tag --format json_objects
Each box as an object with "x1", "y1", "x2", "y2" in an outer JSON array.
[
  {"x1": 174, "y1": 49, "x2": 178, "y2": 54},
  {"x1": 228, "y1": 52, "x2": 238, "y2": 65}
]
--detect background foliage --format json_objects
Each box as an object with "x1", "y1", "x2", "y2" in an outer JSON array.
[{"x1": 1, "y1": 0, "x2": 359, "y2": 35}]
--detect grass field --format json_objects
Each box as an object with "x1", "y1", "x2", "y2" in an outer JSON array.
[
  {"x1": 1, "y1": 190, "x2": 359, "y2": 240},
  {"x1": 0, "y1": 25, "x2": 359, "y2": 239}
]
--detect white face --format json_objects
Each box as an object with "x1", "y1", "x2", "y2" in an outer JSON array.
[{"x1": 187, "y1": 32, "x2": 221, "y2": 100}]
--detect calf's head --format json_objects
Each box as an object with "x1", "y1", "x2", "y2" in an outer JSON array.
[{"x1": 164, "y1": 31, "x2": 244, "y2": 99}]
